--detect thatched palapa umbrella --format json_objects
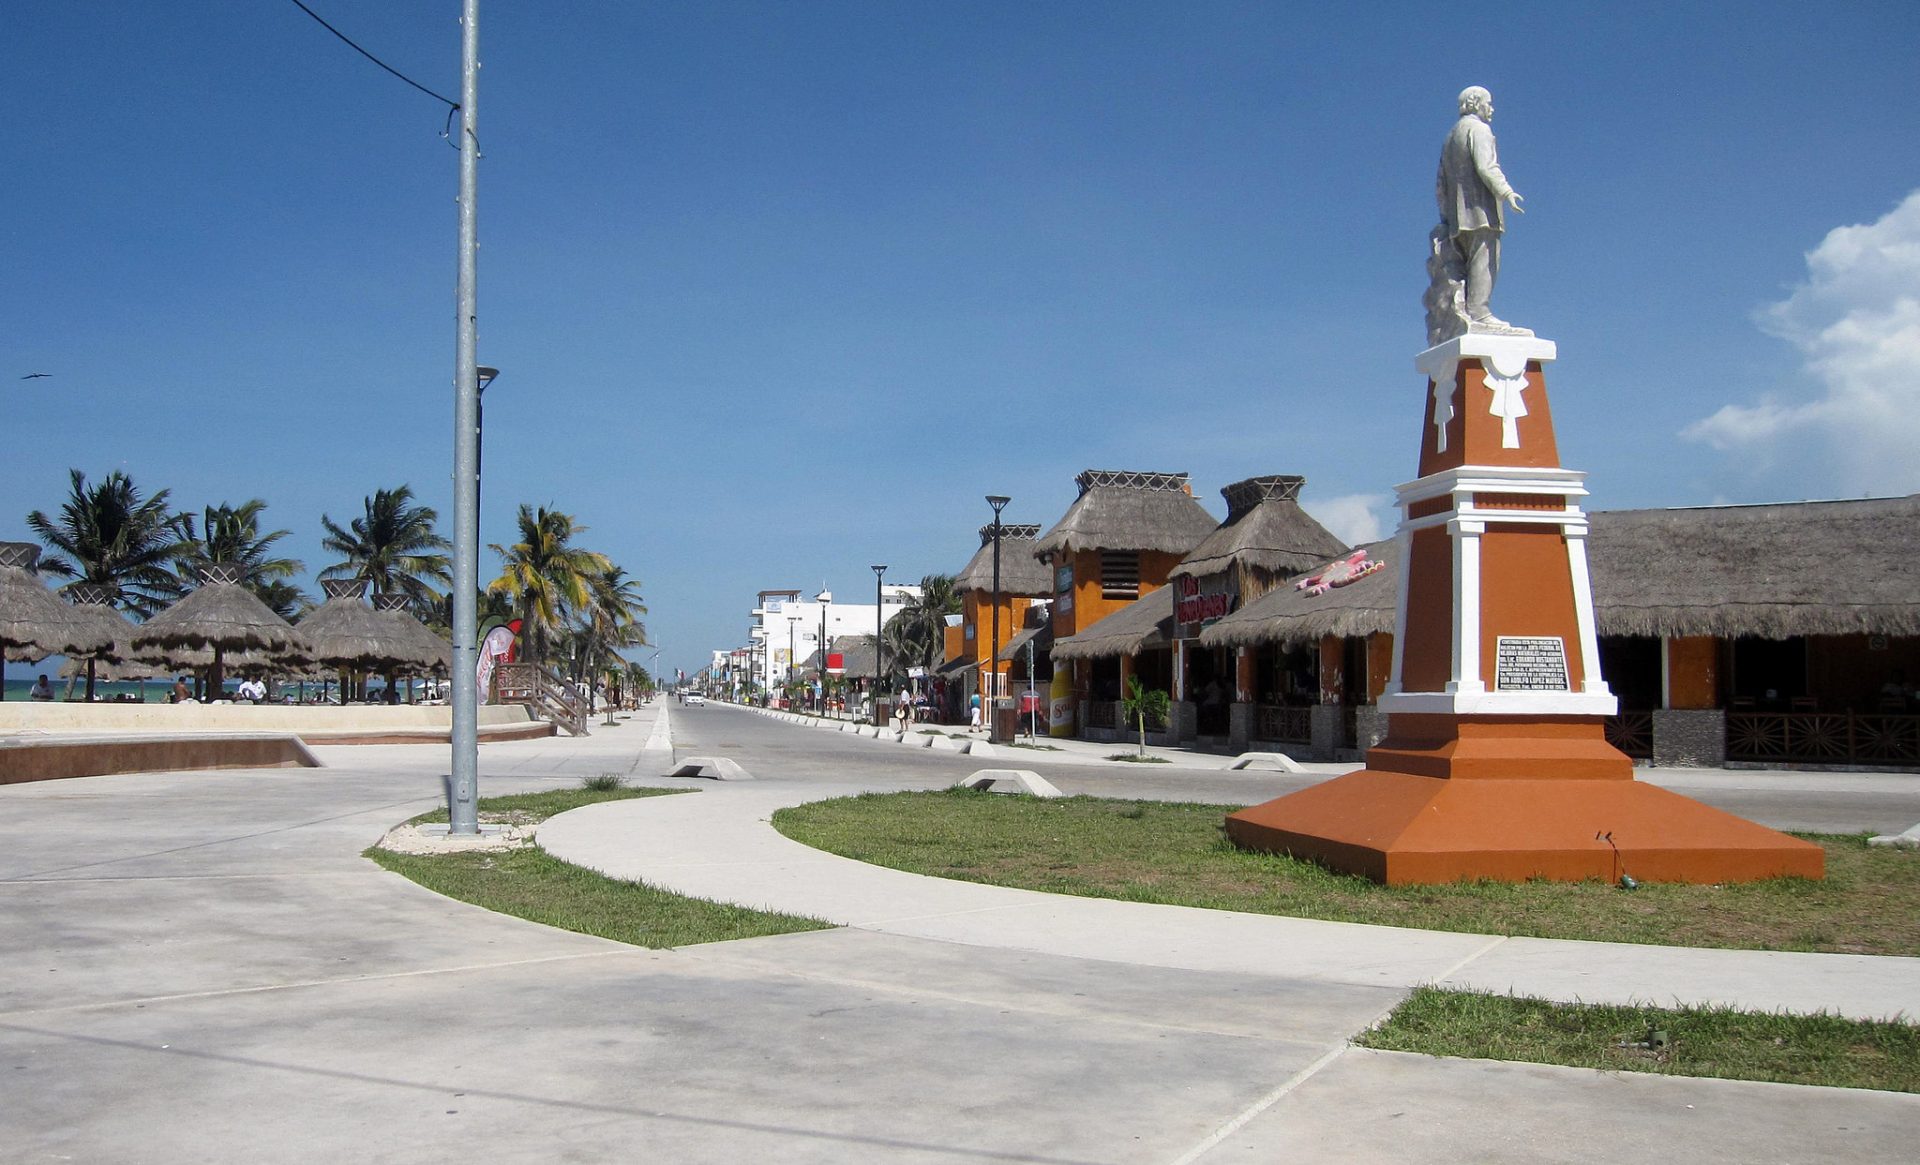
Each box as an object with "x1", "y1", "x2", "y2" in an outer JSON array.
[
  {"x1": 370, "y1": 593, "x2": 452, "y2": 702},
  {"x1": 1, "y1": 541, "x2": 113, "y2": 700},
  {"x1": 60, "y1": 583, "x2": 140, "y2": 702},
  {"x1": 129, "y1": 563, "x2": 308, "y2": 699},
  {"x1": 300, "y1": 579, "x2": 410, "y2": 661},
  {"x1": 292, "y1": 578, "x2": 406, "y2": 703}
]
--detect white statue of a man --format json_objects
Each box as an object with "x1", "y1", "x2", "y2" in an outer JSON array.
[{"x1": 1426, "y1": 85, "x2": 1530, "y2": 343}]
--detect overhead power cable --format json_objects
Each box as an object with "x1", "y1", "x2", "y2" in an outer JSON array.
[{"x1": 284, "y1": 0, "x2": 459, "y2": 110}]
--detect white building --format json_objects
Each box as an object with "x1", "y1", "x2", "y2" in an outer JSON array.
[{"x1": 744, "y1": 584, "x2": 919, "y2": 692}]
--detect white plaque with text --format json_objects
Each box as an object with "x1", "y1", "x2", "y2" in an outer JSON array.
[{"x1": 1495, "y1": 636, "x2": 1569, "y2": 691}]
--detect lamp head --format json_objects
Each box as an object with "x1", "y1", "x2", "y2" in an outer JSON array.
[
  {"x1": 871, "y1": 564, "x2": 887, "y2": 578},
  {"x1": 985, "y1": 494, "x2": 1011, "y2": 515}
]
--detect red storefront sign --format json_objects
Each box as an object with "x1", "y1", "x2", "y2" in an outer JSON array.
[{"x1": 1174, "y1": 575, "x2": 1234, "y2": 636}]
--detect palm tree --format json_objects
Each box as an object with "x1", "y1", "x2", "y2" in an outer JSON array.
[
  {"x1": 177, "y1": 499, "x2": 308, "y2": 618},
  {"x1": 420, "y1": 588, "x2": 512, "y2": 638},
  {"x1": 319, "y1": 486, "x2": 452, "y2": 615},
  {"x1": 27, "y1": 468, "x2": 192, "y2": 618},
  {"x1": 624, "y1": 659, "x2": 652, "y2": 699},
  {"x1": 566, "y1": 566, "x2": 649, "y2": 701},
  {"x1": 883, "y1": 573, "x2": 961, "y2": 676},
  {"x1": 488, "y1": 505, "x2": 612, "y2": 666},
  {"x1": 1122, "y1": 674, "x2": 1171, "y2": 758}
]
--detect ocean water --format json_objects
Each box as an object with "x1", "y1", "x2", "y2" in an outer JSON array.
[{"x1": 4, "y1": 676, "x2": 178, "y2": 702}]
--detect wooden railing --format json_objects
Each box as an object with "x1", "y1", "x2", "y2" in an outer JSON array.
[
  {"x1": 492, "y1": 662, "x2": 591, "y2": 736},
  {"x1": 1726, "y1": 712, "x2": 1919, "y2": 766},
  {"x1": 1255, "y1": 704, "x2": 1312, "y2": 744}
]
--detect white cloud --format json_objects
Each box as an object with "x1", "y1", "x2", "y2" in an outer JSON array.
[
  {"x1": 1303, "y1": 492, "x2": 1392, "y2": 546},
  {"x1": 1682, "y1": 190, "x2": 1920, "y2": 495}
]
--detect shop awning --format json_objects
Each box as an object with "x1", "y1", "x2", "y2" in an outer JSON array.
[{"x1": 1051, "y1": 589, "x2": 1175, "y2": 661}]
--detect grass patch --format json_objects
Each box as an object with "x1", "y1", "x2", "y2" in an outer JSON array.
[
  {"x1": 1105, "y1": 753, "x2": 1169, "y2": 763},
  {"x1": 371, "y1": 786, "x2": 829, "y2": 948},
  {"x1": 770, "y1": 791, "x2": 1920, "y2": 955},
  {"x1": 582, "y1": 773, "x2": 625, "y2": 791},
  {"x1": 1007, "y1": 741, "x2": 1063, "y2": 751},
  {"x1": 1360, "y1": 988, "x2": 1920, "y2": 1093},
  {"x1": 405, "y1": 784, "x2": 664, "y2": 825}
]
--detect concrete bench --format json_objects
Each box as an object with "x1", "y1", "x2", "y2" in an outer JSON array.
[
  {"x1": 1225, "y1": 751, "x2": 1304, "y2": 773},
  {"x1": 951, "y1": 769, "x2": 1063, "y2": 798},
  {"x1": 667, "y1": 756, "x2": 754, "y2": 781}
]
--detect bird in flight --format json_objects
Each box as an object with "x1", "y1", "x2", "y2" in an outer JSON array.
[{"x1": 21, "y1": 373, "x2": 51, "y2": 379}]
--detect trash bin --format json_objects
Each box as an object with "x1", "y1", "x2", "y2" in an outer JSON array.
[{"x1": 990, "y1": 700, "x2": 1018, "y2": 743}]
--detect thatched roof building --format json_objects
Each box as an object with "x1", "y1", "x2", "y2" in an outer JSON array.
[
  {"x1": 1586, "y1": 495, "x2": 1920, "y2": 638},
  {"x1": 1201, "y1": 494, "x2": 1920, "y2": 650},
  {"x1": 1032, "y1": 470, "x2": 1216, "y2": 560},
  {"x1": 1201, "y1": 541, "x2": 1397, "y2": 650},
  {"x1": 801, "y1": 634, "x2": 880, "y2": 679},
  {"x1": 1169, "y1": 475, "x2": 1348, "y2": 583},
  {"x1": 998, "y1": 605, "x2": 1055, "y2": 663},
  {"x1": 1052, "y1": 589, "x2": 1175, "y2": 661},
  {"x1": 956, "y1": 525, "x2": 1050, "y2": 597}
]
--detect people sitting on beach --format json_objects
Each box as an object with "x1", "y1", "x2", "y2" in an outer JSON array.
[
  {"x1": 235, "y1": 677, "x2": 266, "y2": 704},
  {"x1": 171, "y1": 677, "x2": 193, "y2": 704},
  {"x1": 29, "y1": 674, "x2": 54, "y2": 701}
]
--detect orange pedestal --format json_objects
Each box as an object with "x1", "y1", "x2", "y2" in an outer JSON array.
[
  {"x1": 1228, "y1": 336, "x2": 1823, "y2": 884},
  {"x1": 1227, "y1": 770, "x2": 1823, "y2": 885}
]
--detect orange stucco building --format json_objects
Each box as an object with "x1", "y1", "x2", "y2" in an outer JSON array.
[{"x1": 1034, "y1": 470, "x2": 1216, "y2": 733}]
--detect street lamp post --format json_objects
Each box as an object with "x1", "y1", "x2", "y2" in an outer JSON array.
[
  {"x1": 786, "y1": 614, "x2": 802, "y2": 707},
  {"x1": 986, "y1": 495, "x2": 1010, "y2": 740},
  {"x1": 816, "y1": 589, "x2": 832, "y2": 717},
  {"x1": 871, "y1": 564, "x2": 886, "y2": 722},
  {"x1": 448, "y1": 0, "x2": 484, "y2": 837},
  {"x1": 474, "y1": 365, "x2": 498, "y2": 510}
]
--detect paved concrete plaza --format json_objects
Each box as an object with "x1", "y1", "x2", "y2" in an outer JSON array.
[{"x1": 3, "y1": 701, "x2": 1916, "y2": 1162}]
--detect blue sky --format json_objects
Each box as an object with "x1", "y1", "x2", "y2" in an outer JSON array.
[{"x1": 7, "y1": 1, "x2": 1918, "y2": 681}]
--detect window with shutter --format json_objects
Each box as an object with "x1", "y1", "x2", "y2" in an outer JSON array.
[{"x1": 1100, "y1": 550, "x2": 1139, "y2": 600}]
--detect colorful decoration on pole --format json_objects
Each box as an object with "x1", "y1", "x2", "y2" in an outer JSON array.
[{"x1": 475, "y1": 618, "x2": 518, "y2": 702}]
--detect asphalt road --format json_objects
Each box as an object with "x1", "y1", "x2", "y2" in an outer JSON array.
[{"x1": 668, "y1": 701, "x2": 1920, "y2": 835}]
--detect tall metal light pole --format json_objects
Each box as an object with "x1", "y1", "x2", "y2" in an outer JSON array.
[
  {"x1": 816, "y1": 589, "x2": 832, "y2": 714},
  {"x1": 986, "y1": 495, "x2": 1010, "y2": 735},
  {"x1": 786, "y1": 614, "x2": 802, "y2": 704},
  {"x1": 871, "y1": 564, "x2": 886, "y2": 719},
  {"x1": 448, "y1": 0, "x2": 483, "y2": 836}
]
